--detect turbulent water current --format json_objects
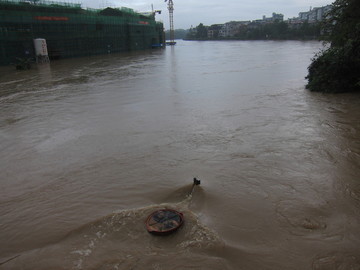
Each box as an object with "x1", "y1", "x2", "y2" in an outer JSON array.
[{"x1": 0, "y1": 40, "x2": 360, "y2": 270}]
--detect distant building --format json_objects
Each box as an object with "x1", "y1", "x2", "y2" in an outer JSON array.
[
  {"x1": 262, "y1": 13, "x2": 284, "y2": 23},
  {"x1": 287, "y1": 5, "x2": 331, "y2": 29},
  {"x1": 299, "y1": 11, "x2": 309, "y2": 21},
  {"x1": 287, "y1": 17, "x2": 304, "y2": 29},
  {"x1": 245, "y1": 12, "x2": 284, "y2": 31},
  {"x1": 219, "y1": 21, "x2": 250, "y2": 37},
  {"x1": 207, "y1": 21, "x2": 250, "y2": 38},
  {"x1": 208, "y1": 24, "x2": 223, "y2": 38},
  {"x1": 203, "y1": 5, "x2": 331, "y2": 39},
  {"x1": 298, "y1": 5, "x2": 331, "y2": 23}
]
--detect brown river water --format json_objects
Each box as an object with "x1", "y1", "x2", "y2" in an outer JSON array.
[{"x1": 0, "y1": 40, "x2": 360, "y2": 270}]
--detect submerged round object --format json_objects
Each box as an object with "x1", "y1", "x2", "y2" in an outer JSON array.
[{"x1": 145, "y1": 209, "x2": 184, "y2": 235}]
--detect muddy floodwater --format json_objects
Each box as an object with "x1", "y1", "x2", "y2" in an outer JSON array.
[{"x1": 0, "y1": 40, "x2": 360, "y2": 270}]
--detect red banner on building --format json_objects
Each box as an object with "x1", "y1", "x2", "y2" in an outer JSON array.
[{"x1": 34, "y1": 16, "x2": 69, "y2": 21}]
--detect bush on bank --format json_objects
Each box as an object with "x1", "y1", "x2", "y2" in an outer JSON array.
[
  {"x1": 306, "y1": 0, "x2": 360, "y2": 93},
  {"x1": 306, "y1": 39, "x2": 360, "y2": 93}
]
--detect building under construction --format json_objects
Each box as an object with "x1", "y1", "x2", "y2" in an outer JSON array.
[{"x1": 0, "y1": 0, "x2": 165, "y2": 65}]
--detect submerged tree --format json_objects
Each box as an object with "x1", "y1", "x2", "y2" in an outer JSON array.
[{"x1": 306, "y1": 0, "x2": 360, "y2": 93}]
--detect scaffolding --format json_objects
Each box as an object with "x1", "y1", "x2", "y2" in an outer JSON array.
[{"x1": 0, "y1": 0, "x2": 165, "y2": 65}]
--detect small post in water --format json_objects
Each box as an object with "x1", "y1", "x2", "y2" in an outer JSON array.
[
  {"x1": 193, "y1": 177, "x2": 201, "y2": 185},
  {"x1": 190, "y1": 177, "x2": 201, "y2": 195}
]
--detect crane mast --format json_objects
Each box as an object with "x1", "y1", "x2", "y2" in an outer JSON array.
[{"x1": 165, "y1": 0, "x2": 176, "y2": 45}]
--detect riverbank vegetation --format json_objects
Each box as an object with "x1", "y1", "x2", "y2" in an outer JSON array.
[
  {"x1": 165, "y1": 29, "x2": 189, "y2": 40},
  {"x1": 306, "y1": 0, "x2": 360, "y2": 93},
  {"x1": 185, "y1": 21, "x2": 321, "y2": 41}
]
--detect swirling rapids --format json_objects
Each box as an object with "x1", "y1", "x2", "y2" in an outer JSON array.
[{"x1": 3, "y1": 188, "x2": 228, "y2": 270}]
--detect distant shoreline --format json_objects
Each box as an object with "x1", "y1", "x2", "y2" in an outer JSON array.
[{"x1": 183, "y1": 37, "x2": 321, "y2": 41}]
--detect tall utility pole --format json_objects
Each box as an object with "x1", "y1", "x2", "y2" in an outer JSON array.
[{"x1": 165, "y1": 0, "x2": 176, "y2": 45}]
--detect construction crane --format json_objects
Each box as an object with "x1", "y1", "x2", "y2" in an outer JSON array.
[
  {"x1": 151, "y1": 4, "x2": 162, "y2": 16},
  {"x1": 164, "y1": 0, "x2": 176, "y2": 45}
]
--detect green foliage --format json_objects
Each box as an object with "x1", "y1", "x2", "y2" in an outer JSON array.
[
  {"x1": 195, "y1": 23, "x2": 208, "y2": 39},
  {"x1": 322, "y1": 0, "x2": 360, "y2": 47},
  {"x1": 306, "y1": 0, "x2": 360, "y2": 92},
  {"x1": 184, "y1": 23, "x2": 208, "y2": 40},
  {"x1": 306, "y1": 39, "x2": 360, "y2": 92},
  {"x1": 165, "y1": 29, "x2": 188, "y2": 40}
]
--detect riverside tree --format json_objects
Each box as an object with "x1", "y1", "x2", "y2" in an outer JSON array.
[{"x1": 306, "y1": 0, "x2": 360, "y2": 93}]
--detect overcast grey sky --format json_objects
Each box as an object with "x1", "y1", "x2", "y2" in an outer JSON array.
[{"x1": 81, "y1": 0, "x2": 333, "y2": 30}]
